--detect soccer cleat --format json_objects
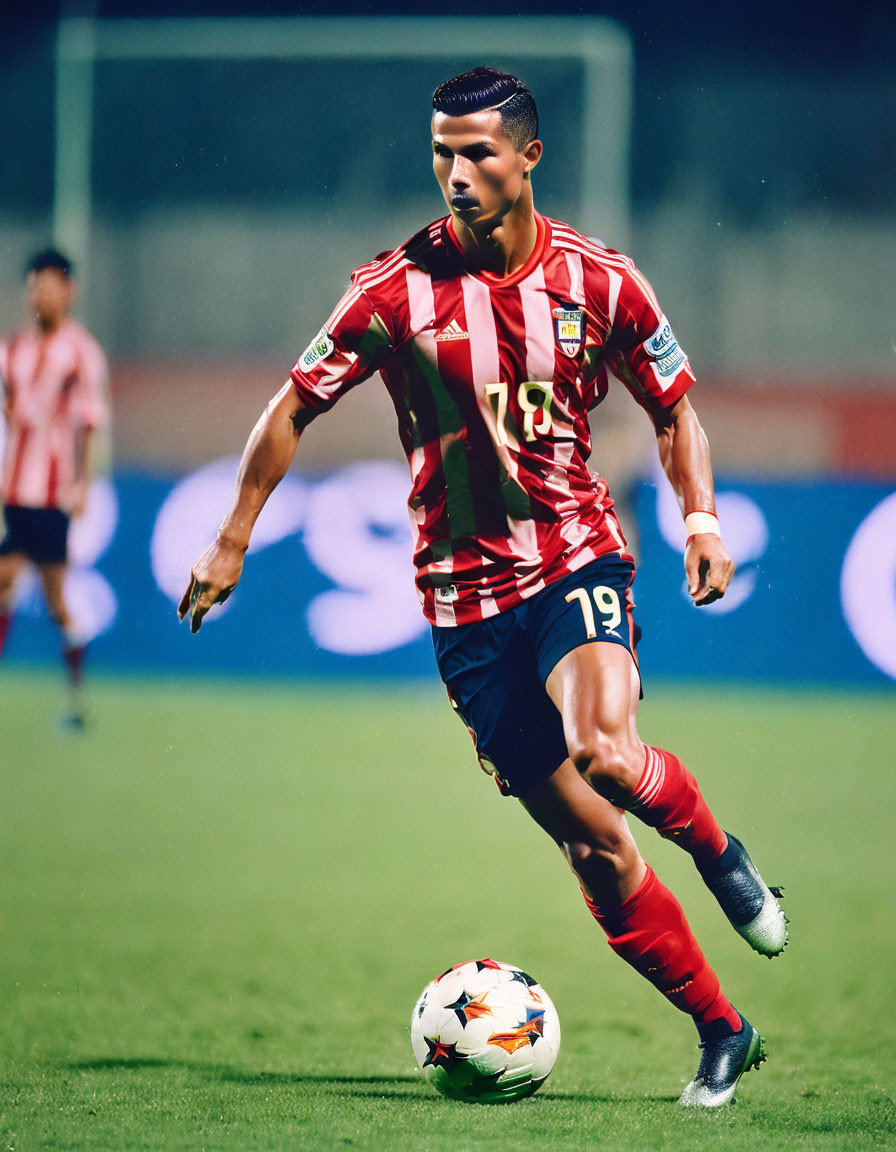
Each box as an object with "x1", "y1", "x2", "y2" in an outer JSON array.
[
  {"x1": 697, "y1": 833, "x2": 788, "y2": 957},
  {"x1": 679, "y1": 1015, "x2": 766, "y2": 1107},
  {"x1": 60, "y1": 710, "x2": 87, "y2": 732}
]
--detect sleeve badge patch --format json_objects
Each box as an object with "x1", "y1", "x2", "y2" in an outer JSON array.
[
  {"x1": 552, "y1": 306, "x2": 585, "y2": 358},
  {"x1": 643, "y1": 315, "x2": 686, "y2": 377},
  {"x1": 299, "y1": 327, "x2": 335, "y2": 372}
]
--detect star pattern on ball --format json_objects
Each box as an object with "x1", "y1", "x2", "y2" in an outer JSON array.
[
  {"x1": 444, "y1": 989, "x2": 494, "y2": 1027},
  {"x1": 487, "y1": 1021, "x2": 539, "y2": 1055},
  {"x1": 486, "y1": 1006, "x2": 546, "y2": 1054},
  {"x1": 508, "y1": 968, "x2": 539, "y2": 989},
  {"x1": 422, "y1": 1034, "x2": 468, "y2": 1073},
  {"x1": 475, "y1": 959, "x2": 503, "y2": 973},
  {"x1": 524, "y1": 1005, "x2": 546, "y2": 1038}
]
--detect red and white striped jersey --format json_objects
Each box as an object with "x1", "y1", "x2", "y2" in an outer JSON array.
[
  {"x1": 291, "y1": 213, "x2": 695, "y2": 626},
  {"x1": 1, "y1": 318, "x2": 109, "y2": 511}
]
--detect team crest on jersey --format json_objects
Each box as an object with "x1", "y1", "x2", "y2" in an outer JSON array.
[
  {"x1": 643, "y1": 315, "x2": 686, "y2": 377},
  {"x1": 299, "y1": 326, "x2": 334, "y2": 371},
  {"x1": 552, "y1": 306, "x2": 584, "y2": 357}
]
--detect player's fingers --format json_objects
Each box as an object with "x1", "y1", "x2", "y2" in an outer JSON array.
[
  {"x1": 189, "y1": 579, "x2": 210, "y2": 633},
  {"x1": 177, "y1": 577, "x2": 196, "y2": 621},
  {"x1": 707, "y1": 554, "x2": 735, "y2": 598},
  {"x1": 685, "y1": 554, "x2": 701, "y2": 597}
]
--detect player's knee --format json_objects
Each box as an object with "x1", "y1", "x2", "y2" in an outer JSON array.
[
  {"x1": 567, "y1": 732, "x2": 640, "y2": 801},
  {"x1": 0, "y1": 567, "x2": 17, "y2": 601}
]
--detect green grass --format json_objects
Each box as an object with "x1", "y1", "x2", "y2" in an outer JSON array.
[{"x1": 1, "y1": 669, "x2": 894, "y2": 1150}]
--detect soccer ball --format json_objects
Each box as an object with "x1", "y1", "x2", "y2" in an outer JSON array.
[{"x1": 410, "y1": 958, "x2": 561, "y2": 1104}]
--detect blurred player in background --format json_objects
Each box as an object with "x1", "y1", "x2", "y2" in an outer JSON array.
[
  {"x1": 180, "y1": 68, "x2": 786, "y2": 1106},
  {"x1": 0, "y1": 247, "x2": 110, "y2": 727}
]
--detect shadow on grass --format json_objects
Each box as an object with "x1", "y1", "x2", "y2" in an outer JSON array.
[{"x1": 63, "y1": 1058, "x2": 671, "y2": 1104}]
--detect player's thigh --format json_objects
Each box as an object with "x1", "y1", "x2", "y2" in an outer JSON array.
[
  {"x1": 0, "y1": 551, "x2": 26, "y2": 597},
  {"x1": 529, "y1": 558, "x2": 644, "y2": 794},
  {"x1": 432, "y1": 614, "x2": 568, "y2": 798},
  {"x1": 546, "y1": 641, "x2": 642, "y2": 768},
  {"x1": 521, "y1": 757, "x2": 645, "y2": 901}
]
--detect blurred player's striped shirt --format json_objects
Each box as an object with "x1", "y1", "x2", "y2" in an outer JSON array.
[
  {"x1": 291, "y1": 214, "x2": 694, "y2": 626},
  {"x1": 1, "y1": 318, "x2": 109, "y2": 511}
]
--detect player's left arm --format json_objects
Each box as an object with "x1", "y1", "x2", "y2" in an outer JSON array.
[
  {"x1": 71, "y1": 425, "x2": 98, "y2": 518},
  {"x1": 651, "y1": 394, "x2": 734, "y2": 606},
  {"x1": 72, "y1": 338, "x2": 111, "y2": 517}
]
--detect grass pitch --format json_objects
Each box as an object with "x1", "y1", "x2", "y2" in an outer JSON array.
[{"x1": 1, "y1": 668, "x2": 894, "y2": 1150}]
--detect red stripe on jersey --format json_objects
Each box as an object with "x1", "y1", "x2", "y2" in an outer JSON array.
[
  {"x1": 7, "y1": 426, "x2": 30, "y2": 506},
  {"x1": 46, "y1": 452, "x2": 59, "y2": 509}
]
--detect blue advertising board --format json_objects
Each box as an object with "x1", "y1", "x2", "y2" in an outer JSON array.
[{"x1": 3, "y1": 459, "x2": 895, "y2": 686}]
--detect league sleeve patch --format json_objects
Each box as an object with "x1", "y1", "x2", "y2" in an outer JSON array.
[
  {"x1": 642, "y1": 315, "x2": 686, "y2": 378},
  {"x1": 299, "y1": 327, "x2": 335, "y2": 372}
]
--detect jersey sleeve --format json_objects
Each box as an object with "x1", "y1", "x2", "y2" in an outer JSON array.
[
  {"x1": 603, "y1": 261, "x2": 696, "y2": 410},
  {"x1": 76, "y1": 333, "x2": 110, "y2": 429},
  {"x1": 290, "y1": 280, "x2": 393, "y2": 412}
]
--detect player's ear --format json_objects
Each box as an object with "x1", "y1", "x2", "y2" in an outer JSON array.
[{"x1": 522, "y1": 138, "x2": 543, "y2": 179}]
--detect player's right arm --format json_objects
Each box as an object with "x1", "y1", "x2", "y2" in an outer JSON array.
[{"x1": 178, "y1": 381, "x2": 317, "y2": 633}]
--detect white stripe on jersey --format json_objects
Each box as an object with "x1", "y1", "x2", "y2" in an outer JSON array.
[
  {"x1": 517, "y1": 261, "x2": 578, "y2": 515},
  {"x1": 551, "y1": 227, "x2": 664, "y2": 316},
  {"x1": 460, "y1": 274, "x2": 503, "y2": 441},
  {"x1": 606, "y1": 513, "x2": 628, "y2": 555},
  {"x1": 326, "y1": 285, "x2": 364, "y2": 332},
  {"x1": 561, "y1": 250, "x2": 586, "y2": 308},
  {"x1": 479, "y1": 593, "x2": 500, "y2": 619},
  {"x1": 326, "y1": 248, "x2": 412, "y2": 332},
  {"x1": 353, "y1": 249, "x2": 412, "y2": 295},
  {"x1": 405, "y1": 265, "x2": 436, "y2": 355},
  {"x1": 518, "y1": 263, "x2": 556, "y2": 385},
  {"x1": 606, "y1": 268, "x2": 623, "y2": 327}
]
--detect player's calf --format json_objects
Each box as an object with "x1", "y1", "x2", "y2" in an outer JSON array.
[{"x1": 626, "y1": 746, "x2": 728, "y2": 864}]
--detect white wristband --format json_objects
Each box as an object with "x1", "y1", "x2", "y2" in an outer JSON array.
[{"x1": 684, "y1": 510, "x2": 721, "y2": 539}]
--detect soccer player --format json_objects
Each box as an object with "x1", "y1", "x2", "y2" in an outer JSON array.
[
  {"x1": 0, "y1": 247, "x2": 110, "y2": 727},
  {"x1": 179, "y1": 68, "x2": 787, "y2": 1106}
]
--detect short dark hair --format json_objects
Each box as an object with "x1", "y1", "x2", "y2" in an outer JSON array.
[
  {"x1": 432, "y1": 67, "x2": 539, "y2": 152},
  {"x1": 25, "y1": 247, "x2": 74, "y2": 279}
]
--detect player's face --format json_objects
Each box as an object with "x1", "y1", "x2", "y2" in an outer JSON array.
[
  {"x1": 431, "y1": 109, "x2": 541, "y2": 231},
  {"x1": 26, "y1": 268, "x2": 75, "y2": 329}
]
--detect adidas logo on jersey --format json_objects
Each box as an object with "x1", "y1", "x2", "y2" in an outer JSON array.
[{"x1": 434, "y1": 319, "x2": 469, "y2": 342}]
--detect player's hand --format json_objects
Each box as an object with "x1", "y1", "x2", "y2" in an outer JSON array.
[
  {"x1": 685, "y1": 534, "x2": 735, "y2": 607},
  {"x1": 178, "y1": 536, "x2": 246, "y2": 633}
]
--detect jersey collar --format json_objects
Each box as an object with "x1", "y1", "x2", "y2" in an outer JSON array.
[{"x1": 445, "y1": 212, "x2": 547, "y2": 287}]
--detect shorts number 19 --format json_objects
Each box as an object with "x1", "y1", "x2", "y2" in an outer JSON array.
[{"x1": 565, "y1": 584, "x2": 623, "y2": 637}]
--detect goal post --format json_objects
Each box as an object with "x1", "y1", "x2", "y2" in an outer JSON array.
[{"x1": 54, "y1": 15, "x2": 632, "y2": 324}]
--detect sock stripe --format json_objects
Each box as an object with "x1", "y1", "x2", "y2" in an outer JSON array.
[{"x1": 632, "y1": 746, "x2": 666, "y2": 808}]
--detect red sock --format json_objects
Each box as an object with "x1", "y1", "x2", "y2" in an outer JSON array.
[
  {"x1": 63, "y1": 641, "x2": 86, "y2": 688},
  {"x1": 0, "y1": 612, "x2": 10, "y2": 656},
  {"x1": 628, "y1": 746, "x2": 727, "y2": 865},
  {"x1": 584, "y1": 866, "x2": 741, "y2": 1030}
]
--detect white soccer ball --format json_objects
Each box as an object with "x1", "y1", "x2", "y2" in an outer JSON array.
[{"x1": 410, "y1": 958, "x2": 561, "y2": 1104}]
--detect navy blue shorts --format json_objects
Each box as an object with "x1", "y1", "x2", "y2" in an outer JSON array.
[
  {"x1": 0, "y1": 505, "x2": 70, "y2": 565},
  {"x1": 431, "y1": 555, "x2": 640, "y2": 798}
]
